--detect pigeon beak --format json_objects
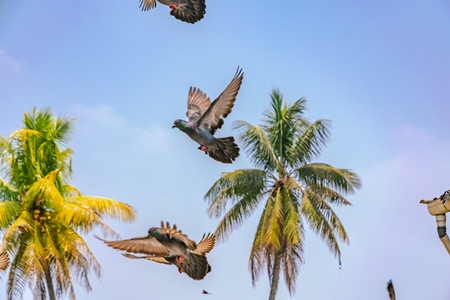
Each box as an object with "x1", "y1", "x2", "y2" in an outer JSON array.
[{"x1": 172, "y1": 124, "x2": 176, "y2": 129}]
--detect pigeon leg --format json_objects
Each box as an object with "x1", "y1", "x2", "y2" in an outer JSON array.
[
  {"x1": 169, "y1": 4, "x2": 178, "y2": 10},
  {"x1": 177, "y1": 267, "x2": 183, "y2": 273},
  {"x1": 198, "y1": 145, "x2": 208, "y2": 154}
]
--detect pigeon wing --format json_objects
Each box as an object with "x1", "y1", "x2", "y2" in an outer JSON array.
[
  {"x1": 193, "y1": 233, "x2": 215, "y2": 255},
  {"x1": 197, "y1": 67, "x2": 243, "y2": 135},
  {"x1": 139, "y1": 0, "x2": 157, "y2": 10},
  {"x1": 0, "y1": 252, "x2": 9, "y2": 271},
  {"x1": 186, "y1": 87, "x2": 211, "y2": 123},
  {"x1": 95, "y1": 234, "x2": 169, "y2": 256},
  {"x1": 160, "y1": 221, "x2": 197, "y2": 250},
  {"x1": 122, "y1": 253, "x2": 172, "y2": 265}
]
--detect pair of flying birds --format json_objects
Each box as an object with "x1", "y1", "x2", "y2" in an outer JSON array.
[{"x1": 98, "y1": 68, "x2": 244, "y2": 280}]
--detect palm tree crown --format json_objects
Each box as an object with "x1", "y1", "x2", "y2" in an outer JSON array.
[
  {"x1": 0, "y1": 108, "x2": 137, "y2": 300},
  {"x1": 205, "y1": 89, "x2": 361, "y2": 299}
]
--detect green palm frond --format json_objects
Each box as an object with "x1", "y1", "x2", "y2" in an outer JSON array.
[
  {"x1": 300, "y1": 190, "x2": 349, "y2": 259},
  {"x1": 282, "y1": 181, "x2": 301, "y2": 244},
  {"x1": 291, "y1": 119, "x2": 332, "y2": 165},
  {"x1": 205, "y1": 169, "x2": 268, "y2": 218},
  {"x1": 263, "y1": 91, "x2": 309, "y2": 165},
  {"x1": 0, "y1": 178, "x2": 19, "y2": 200},
  {"x1": 295, "y1": 163, "x2": 362, "y2": 194},
  {"x1": 233, "y1": 121, "x2": 279, "y2": 171},
  {"x1": 214, "y1": 193, "x2": 265, "y2": 243},
  {"x1": 0, "y1": 201, "x2": 22, "y2": 230}
]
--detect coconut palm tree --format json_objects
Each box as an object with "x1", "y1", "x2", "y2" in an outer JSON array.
[
  {"x1": 0, "y1": 108, "x2": 137, "y2": 300},
  {"x1": 205, "y1": 89, "x2": 362, "y2": 300}
]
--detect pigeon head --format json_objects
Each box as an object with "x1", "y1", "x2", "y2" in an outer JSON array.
[
  {"x1": 147, "y1": 227, "x2": 160, "y2": 237},
  {"x1": 172, "y1": 119, "x2": 183, "y2": 129}
]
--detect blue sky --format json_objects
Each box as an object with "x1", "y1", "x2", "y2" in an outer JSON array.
[{"x1": 1, "y1": 0, "x2": 450, "y2": 299}]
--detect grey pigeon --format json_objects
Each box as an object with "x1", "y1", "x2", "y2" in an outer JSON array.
[
  {"x1": 0, "y1": 251, "x2": 9, "y2": 271},
  {"x1": 139, "y1": 0, "x2": 206, "y2": 24},
  {"x1": 172, "y1": 67, "x2": 244, "y2": 164},
  {"x1": 95, "y1": 221, "x2": 215, "y2": 280}
]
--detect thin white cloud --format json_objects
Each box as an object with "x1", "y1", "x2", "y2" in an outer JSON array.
[
  {"x1": 0, "y1": 49, "x2": 23, "y2": 74},
  {"x1": 71, "y1": 103, "x2": 171, "y2": 153}
]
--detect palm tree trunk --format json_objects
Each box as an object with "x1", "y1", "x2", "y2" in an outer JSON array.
[
  {"x1": 44, "y1": 266, "x2": 57, "y2": 300},
  {"x1": 268, "y1": 253, "x2": 282, "y2": 300}
]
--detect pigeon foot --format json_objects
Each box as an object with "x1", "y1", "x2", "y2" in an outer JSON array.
[
  {"x1": 176, "y1": 256, "x2": 185, "y2": 263},
  {"x1": 198, "y1": 145, "x2": 208, "y2": 154},
  {"x1": 169, "y1": 4, "x2": 178, "y2": 10}
]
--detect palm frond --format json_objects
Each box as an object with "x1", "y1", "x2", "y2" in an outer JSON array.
[
  {"x1": 263, "y1": 90, "x2": 309, "y2": 166},
  {"x1": 291, "y1": 119, "x2": 332, "y2": 165},
  {"x1": 213, "y1": 193, "x2": 263, "y2": 242},
  {"x1": 300, "y1": 190, "x2": 349, "y2": 259},
  {"x1": 281, "y1": 241, "x2": 304, "y2": 295},
  {"x1": 65, "y1": 196, "x2": 137, "y2": 223},
  {"x1": 0, "y1": 178, "x2": 19, "y2": 201},
  {"x1": 54, "y1": 201, "x2": 119, "y2": 238},
  {"x1": 205, "y1": 169, "x2": 269, "y2": 218},
  {"x1": 295, "y1": 163, "x2": 362, "y2": 195},
  {"x1": 23, "y1": 169, "x2": 65, "y2": 211},
  {"x1": 0, "y1": 201, "x2": 22, "y2": 230},
  {"x1": 233, "y1": 121, "x2": 279, "y2": 171}
]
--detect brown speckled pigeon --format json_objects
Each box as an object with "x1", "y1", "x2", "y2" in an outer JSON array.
[
  {"x1": 95, "y1": 221, "x2": 215, "y2": 280},
  {"x1": 172, "y1": 67, "x2": 244, "y2": 164},
  {"x1": 139, "y1": 0, "x2": 206, "y2": 24}
]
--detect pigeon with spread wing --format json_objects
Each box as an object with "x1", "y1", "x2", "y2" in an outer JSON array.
[
  {"x1": 172, "y1": 67, "x2": 243, "y2": 163},
  {"x1": 139, "y1": 0, "x2": 206, "y2": 24},
  {"x1": 95, "y1": 221, "x2": 215, "y2": 280}
]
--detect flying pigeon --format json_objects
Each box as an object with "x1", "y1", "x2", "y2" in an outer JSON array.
[
  {"x1": 139, "y1": 0, "x2": 206, "y2": 24},
  {"x1": 202, "y1": 290, "x2": 211, "y2": 295},
  {"x1": 172, "y1": 67, "x2": 244, "y2": 164},
  {"x1": 0, "y1": 251, "x2": 9, "y2": 271},
  {"x1": 386, "y1": 280, "x2": 396, "y2": 300},
  {"x1": 95, "y1": 221, "x2": 215, "y2": 280}
]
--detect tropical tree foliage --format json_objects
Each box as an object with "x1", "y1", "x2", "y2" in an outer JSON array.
[
  {"x1": 0, "y1": 108, "x2": 137, "y2": 300},
  {"x1": 205, "y1": 89, "x2": 362, "y2": 300}
]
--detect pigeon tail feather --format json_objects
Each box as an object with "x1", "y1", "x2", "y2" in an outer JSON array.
[
  {"x1": 207, "y1": 137, "x2": 240, "y2": 164},
  {"x1": 182, "y1": 252, "x2": 211, "y2": 280}
]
